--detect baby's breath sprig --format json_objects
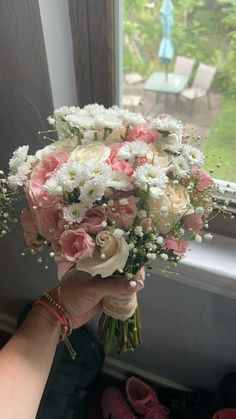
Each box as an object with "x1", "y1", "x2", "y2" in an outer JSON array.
[{"x1": 0, "y1": 171, "x2": 20, "y2": 238}]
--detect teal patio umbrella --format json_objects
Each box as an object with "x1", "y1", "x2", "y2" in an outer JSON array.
[{"x1": 158, "y1": 0, "x2": 174, "y2": 80}]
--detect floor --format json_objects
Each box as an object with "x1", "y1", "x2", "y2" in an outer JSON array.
[{"x1": 87, "y1": 373, "x2": 214, "y2": 419}]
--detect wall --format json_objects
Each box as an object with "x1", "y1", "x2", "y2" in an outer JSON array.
[
  {"x1": 105, "y1": 273, "x2": 236, "y2": 390},
  {"x1": 0, "y1": 1, "x2": 78, "y2": 326},
  {"x1": 38, "y1": 0, "x2": 77, "y2": 108}
]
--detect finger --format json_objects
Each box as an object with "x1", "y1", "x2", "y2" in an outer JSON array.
[
  {"x1": 92, "y1": 275, "x2": 144, "y2": 298},
  {"x1": 73, "y1": 303, "x2": 102, "y2": 328},
  {"x1": 134, "y1": 267, "x2": 145, "y2": 284}
]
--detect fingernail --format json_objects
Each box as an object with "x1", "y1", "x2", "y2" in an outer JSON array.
[
  {"x1": 129, "y1": 280, "x2": 137, "y2": 288},
  {"x1": 138, "y1": 280, "x2": 145, "y2": 288}
]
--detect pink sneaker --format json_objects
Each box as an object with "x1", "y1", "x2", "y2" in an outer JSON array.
[
  {"x1": 126, "y1": 376, "x2": 170, "y2": 419},
  {"x1": 102, "y1": 386, "x2": 137, "y2": 419}
]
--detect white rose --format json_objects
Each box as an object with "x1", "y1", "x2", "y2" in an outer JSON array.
[
  {"x1": 77, "y1": 230, "x2": 129, "y2": 277},
  {"x1": 148, "y1": 181, "x2": 193, "y2": 234},
  {"x1": 69, "y1": 142, "x2": 110, "y2": 163},
  {"x1": 146, "y1": 143, "x2": 171, "y2": 170},
  {"x1": 36, "y1": 138, "x2": 78, "y2": 160}
]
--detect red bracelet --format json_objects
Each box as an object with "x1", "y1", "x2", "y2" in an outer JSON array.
[
  {"x1": 33, "y1": 288, "x2": 77, "y2": 359},
  {"x1": 33, "y1": 299, "x2": 68, "y2": 337}
]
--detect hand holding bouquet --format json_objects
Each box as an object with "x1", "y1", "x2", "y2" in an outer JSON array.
[{"x1": 5, "y1": 104, "x2": 221, "y2": 352}]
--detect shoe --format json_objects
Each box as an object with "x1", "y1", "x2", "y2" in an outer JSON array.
[
  {"x1": 213, "y1": 408, "x2": 236, "y2": 419},
  {"x1": 214, "y1": 372, "x2": 236, "y2": 412},
  {"x1": 102, "y1": 387, "x2": 137, "y2": 419},
  {"x1": 126, "y1": 376, "x2": 170, "y2": 419}
]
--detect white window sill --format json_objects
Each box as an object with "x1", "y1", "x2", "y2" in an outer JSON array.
[{"x1": 153, "y1": 234, "x2": 236, "y2": 300}]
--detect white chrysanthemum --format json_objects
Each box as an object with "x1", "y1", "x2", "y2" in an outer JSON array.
[
  {"x1": 133, "y1": 163, "x2": 168, "y2": 194},
  {"x1": 95, "y1": 113, "x2": 123, "y2": 130},
  {"x1": 150, "y1": 116, "x2": 182, "y2": 135},
  {"x1": 182, "y1": 144, "x2": 204, "y2": 167},
  {"x1": 117, "y1": 141, "x2": 150, "y2": 163},
  {"x1": 160, "y1": 133, "x2": 182, "y2": 153},
  {"x1": 114, "y1": 107, "x2": 145, "y2": 126},
  {"x1": 107, "y1": 171, "x2": 130, "y2": 190},
  {"x1": 85, "y1": 161, "x2": 112, "y2": 180},
  {"x1": 65, "y1": 114, "x2": 94, "y2": 130},
  {"x1": 54, "y1": 106, "x2": 70, "y2": 118},
  {"x1": 83, "y1": 103, "x2": 105, "y2": 114},
  {"x1": 63, "y1": 203, "x2": 86, "y2": 224},
  {"x1": 47, "y1": 116, "x2": 55, "y2": 125},
  {"x1": 79, "y1": 180, "x2": 105, "y2": 206},
  {"x1": 171, "y1": 155, "x2": 190, "y2": 179},
  {"x1": 44, "y1": 176, "x2": 63, "y2": 195},
  {"x1": 9, "y1": 145, "x2": 29, "y2": 173},
  {"x1": 55, "y1": 162, "x2": 88, "y2": 192},
  {"x1": 7, "y1": 162, "x2": 31, "y2": 188}
]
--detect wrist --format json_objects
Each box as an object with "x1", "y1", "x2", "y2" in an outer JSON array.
[
  {"x1": 48, "y1": 287, "x2": 75, "y2": 331},
  {"x1": 30, "y1": 305, "x2": 61, "y2": 334},
  {"x1": 34, "y1": 289, "x2": 77, "y2": 359}
]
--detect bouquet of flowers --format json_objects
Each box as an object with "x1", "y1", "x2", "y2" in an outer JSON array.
[{"x1": 4, "y1": 104, "x2": 221, "y2": 352}]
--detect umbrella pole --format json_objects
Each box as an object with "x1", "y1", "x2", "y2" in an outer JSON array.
[{"x1": 165, "y1": 64, "x2": 168, "y2": 81}]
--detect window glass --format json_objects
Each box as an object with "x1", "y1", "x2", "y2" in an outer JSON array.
[{"x1": 122, "y1": 0, "x2": 236, "y2": 183}]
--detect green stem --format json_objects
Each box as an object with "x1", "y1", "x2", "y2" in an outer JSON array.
[
  {"x1": 104, "y1": 318, "x2": 116, "y2": 353},
  {"x1": 97, "y1": 308, "x2": 142, "y2": 354}
]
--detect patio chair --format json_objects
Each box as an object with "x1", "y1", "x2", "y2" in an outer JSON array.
[
  {"x1": 180, "y1": 63, "x2": 217, "y2": 110},
  {"x1": 173, "y1": 55, "x2": 196, "y2": 79},
  {"x1": 163, "y1": 56, "x2": 196, "y2": 109}
]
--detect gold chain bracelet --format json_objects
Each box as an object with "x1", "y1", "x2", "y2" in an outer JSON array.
[{"x1": 41, "y1": 292, "x2": 73, "y2": 336}]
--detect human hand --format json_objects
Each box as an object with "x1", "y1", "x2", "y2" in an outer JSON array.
[{"x1": 51, "y1": 269, "x2": 145, "y2": 329}]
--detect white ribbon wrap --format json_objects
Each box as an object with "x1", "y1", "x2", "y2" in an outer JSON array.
[{"x1": 102, "y1": 292, "x2": 137, "y2": 321}]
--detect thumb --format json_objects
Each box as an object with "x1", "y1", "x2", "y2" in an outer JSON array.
[{"x1": 95, "y1": 275, "x2": 144, "y2": 298}]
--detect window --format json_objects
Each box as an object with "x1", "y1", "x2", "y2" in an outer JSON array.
[{"x1": 121, "y1": 0, "x2": 236, "y2": 186}]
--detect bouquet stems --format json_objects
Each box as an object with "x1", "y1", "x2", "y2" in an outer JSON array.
[{"x1": 97, "y1": 306, "x2": 142, "y2": 353}]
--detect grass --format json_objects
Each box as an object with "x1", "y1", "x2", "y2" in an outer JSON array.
[{"x1": 204, "y1": 96, "x2": 236, "y2": 183}]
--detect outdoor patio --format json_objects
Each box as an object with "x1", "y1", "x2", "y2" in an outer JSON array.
[{"x1": 122, "y1": 77, "x2": 222, "y2": 147}]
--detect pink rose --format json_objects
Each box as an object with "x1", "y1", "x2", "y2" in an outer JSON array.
[
  {"x1": 191, "y1": 168, "x2": 213, "y2": 191},
  {"x1": 27, "y1": 152, "x2": 68, "y2": 207},
  {"x1": 127, "y1": 123, "x2": 159, "y2": 144},
  {"x1": 34, "y1": 206, "x2": 64, "y2": 243},
  {"x1": 21, "y1": 208, "x2": 41, "y2": 246},
  {"x1": 80, "y1": 206, "x2": 107, "y2": 234},
  {"x1": 60, "y1": 228, "x2": 95, "y2": 262},
  {"x1": 183, "y1": 213, "x2": 203, "y2": 233},
  {"x1": 108, "y1": 142, "x2": 123, "y2": 161},
  {"x1": 107, "y1": 143, "x2": 133, "y2": 176},
  {"x1": 107, "y1": 196, "x2": 138, "y2": 230},
  {"x1": 164, "y1": 236, "x2": 188, "y2": 257},
  {"x1": 110, "y1": 159, "x2": 133, "y2": 176}
]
